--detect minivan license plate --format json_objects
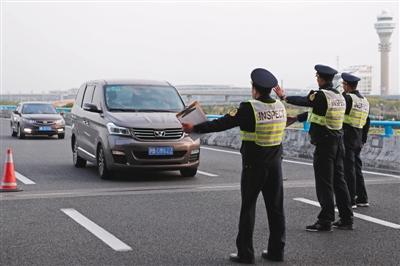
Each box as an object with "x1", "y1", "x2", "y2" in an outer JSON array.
[
  {"x1": 39, "y1": 126, "x2": 52, "y2": 131},
  {"x1": 148, "y1": 147, "x2": 173, "y2": 156}
]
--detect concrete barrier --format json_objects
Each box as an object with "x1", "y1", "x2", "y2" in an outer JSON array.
[{"x1": 200, "y1": 128, "x2": 400, "y2": 173}]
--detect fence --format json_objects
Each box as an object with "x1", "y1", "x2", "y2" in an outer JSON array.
[{"x1": 1, "y1": 105, "x2": 399, "y2": 137}]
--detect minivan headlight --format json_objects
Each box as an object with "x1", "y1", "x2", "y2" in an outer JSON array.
[{"x1": 107, "y1": 122, "x2": 131, "y2": 136}]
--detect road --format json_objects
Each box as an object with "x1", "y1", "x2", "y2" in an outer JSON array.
[{"x1": 0, "y1": 118, "x2": 399, "y2": 266}]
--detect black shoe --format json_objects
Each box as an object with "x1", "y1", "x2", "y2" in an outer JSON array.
[
  {"x1": 306, "y1": 222, "x2": 332, "y2": 232},
  {"x1": 229, "y1": 253, "x2": 255, "y2": 264},
  {"x1": 332, "y1": 220, "x2": 353, "y2": 230},
  {"x1": 261, "y1": 250, "x2": 284, "y2": 262}
]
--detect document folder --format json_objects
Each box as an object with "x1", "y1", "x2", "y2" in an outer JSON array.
[{"x1": 176, "y1": 101, "x2": 207, "y2": 126}]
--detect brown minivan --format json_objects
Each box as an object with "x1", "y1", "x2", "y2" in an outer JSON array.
[{"x1": 70, "y1": 79, "x2": 200, "y2": 179}]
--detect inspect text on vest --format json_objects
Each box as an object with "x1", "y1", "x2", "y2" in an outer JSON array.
[{"x1": 257, "y1": 109, "x2": 285, "y2": 121}]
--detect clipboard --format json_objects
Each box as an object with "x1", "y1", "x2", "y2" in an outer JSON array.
[{"x1": 176, "y1": 101, "x2": 207, "y2": 126}]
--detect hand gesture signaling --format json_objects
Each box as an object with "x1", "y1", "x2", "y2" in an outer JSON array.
[{"x1": 273, "y1": 85, "x2": 286, "y2": 100}]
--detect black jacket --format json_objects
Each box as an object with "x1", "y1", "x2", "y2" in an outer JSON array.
[
  {"x1": 194, "y1": 95, "x2": 283, "y2": 165},
  {"x1": 286, "y1": 83, "x2": 343, "y2": 145},
  {"x1": 342, "y1": 90, "x2": 370, "y2": 149}
]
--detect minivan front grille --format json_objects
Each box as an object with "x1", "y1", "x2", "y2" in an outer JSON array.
[{"x1": 130, "y1": 128, "x2": 183, "y2": 140}]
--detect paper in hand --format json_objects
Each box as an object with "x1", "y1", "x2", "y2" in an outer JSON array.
[{"x1": 176, "y1": 101, "x2": 207, "y2": 126}]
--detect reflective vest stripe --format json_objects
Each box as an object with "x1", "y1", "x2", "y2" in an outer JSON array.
[
  {"x1": 240, "y1": 99, "x2": 287, "y2": 146},
  {"x1": 308, "y1": 89, "x2": 345, "y2": 130},
  {"x1": 343, "y1": 94, "x2": 369, "y2": 128}
]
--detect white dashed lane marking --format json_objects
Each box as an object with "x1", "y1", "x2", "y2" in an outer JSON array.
[
  {"x1": 294, "y1": 197, "x2": 400, "y2": 230},
  {"x1": 15, "y1": 171, "x2": 36, "y2": 185},
  {"x1": 197, "y1": 170, "x2": 218, "y2": 177},
  {"x1": 61, "y1": 208, "x2": 132, "y2": 251}
]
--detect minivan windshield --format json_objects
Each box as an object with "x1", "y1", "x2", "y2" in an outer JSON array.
[
  {"x1": 105, "y1": 85, "x2": 185, "y2": 112},
  {"x1": 22, "y1": 104, "x2": 57, "y2": 114}
]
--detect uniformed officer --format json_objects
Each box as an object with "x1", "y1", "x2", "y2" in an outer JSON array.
[
  {"x1": 274, "y1": 64, "x2": 354, "y2": 231},
  {"x1": 341, "y1": 73, "x2": 370, "y2": 208},
  {"x1": 182, "y1": 68, "x2": 286, "y2": 263}
]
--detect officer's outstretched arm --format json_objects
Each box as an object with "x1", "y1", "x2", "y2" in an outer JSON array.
[
  {"x1": 297, "y1": 112, "x2": 308, "y2": 122},
  {"x1": 286, "y1": 116, "x2": 298, "y2": 127}
]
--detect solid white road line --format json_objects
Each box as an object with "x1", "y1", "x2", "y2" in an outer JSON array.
[
  {"x1": 15, "y1": 171, "x2": 36, "y2": 185},
  {"x1": 201, "y1": 146, "x2": 400, "y2": 179},
  {"x1": 293, "y1": 197, "x2": 400, "y2": 230},
  {"x1": 197, "y1": 170, "x2": 218, "y2": 177},
  {"x1": 61, "y1": 208, "x2": 132, "y2": 251}
]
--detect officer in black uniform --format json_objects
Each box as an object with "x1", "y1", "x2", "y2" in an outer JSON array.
[
  {"x1": 182, "y1": 68, "x2": 286, "y2": 263},
  {"x1": 341, "y1": 73, "x2": 370, "y2": 208},
  {"x1": 274, "y1": 64, "x2": 354, "y2": 231}
]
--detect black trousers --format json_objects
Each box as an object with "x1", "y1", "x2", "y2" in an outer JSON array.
[
  {"x1": 344, "y1": 146, "x2": 368, "y2": 203},
  {"x1": 236, "y1": 157, "x2": 285, "y2": 259},
  {"x1": 313, "y1": 137, "x2": 353, "y2": 224}
]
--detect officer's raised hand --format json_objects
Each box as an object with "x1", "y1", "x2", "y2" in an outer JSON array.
[
  {"x1": 182, "y1": 122, "x2": 194, "y2": 133},
  {"x1": 273, "y1": 85, "x2": 286, "y2": 100}
]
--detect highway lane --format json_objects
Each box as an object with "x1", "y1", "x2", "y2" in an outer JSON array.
[{"x1": 1, "y1": 118, "x2": 399, "y2": 265}]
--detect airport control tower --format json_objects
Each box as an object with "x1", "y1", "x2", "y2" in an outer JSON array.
[{"x1": 374, "y1": 10, "x2": 396, "y2": 95}]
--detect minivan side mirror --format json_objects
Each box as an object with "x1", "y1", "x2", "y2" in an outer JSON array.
[
  {"x1": 83, "y1": 103, "x2": 102, "y2": 113},
  {"x1": 13, "y1": 110, "x2": 19, "y2": 115}
]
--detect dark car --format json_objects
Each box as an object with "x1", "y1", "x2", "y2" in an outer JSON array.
[
  {"x1": 10, "y1": 102, "x2": 66, "y2": 139},
  {"x1": 70, "y1": 79, "x2": 200, "y2": 179}
]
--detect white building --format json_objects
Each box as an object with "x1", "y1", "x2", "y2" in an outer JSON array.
[{"x1": 338, "y1": 65, "x2": 373, "y2": 95}]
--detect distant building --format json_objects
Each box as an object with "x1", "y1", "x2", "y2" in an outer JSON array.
[
  {"x1": 0, "y1": 88, "x2": 78, "y2": 103},
  {"x1": 336, "y1": 65, "x2": 373, "y2": 95}
]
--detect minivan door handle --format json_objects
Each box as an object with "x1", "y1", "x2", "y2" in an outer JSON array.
[{"x1": 83, "y1": 120, "x2": 89, "y2": 126}]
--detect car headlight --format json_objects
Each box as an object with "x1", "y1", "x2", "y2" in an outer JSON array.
[
  {"x1": 55, "y1": 119, "x2": 65, "y2": 125},
  {"x1": 107, "y1": 122, "x2": 131, "y2": 136}
]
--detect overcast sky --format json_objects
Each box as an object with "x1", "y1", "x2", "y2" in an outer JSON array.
[{"x1": 1, "y1": 0, "x2": 399, "y2": 94}]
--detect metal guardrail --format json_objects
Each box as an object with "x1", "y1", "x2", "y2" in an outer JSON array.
[
  {"x1": 206, "y1": 114, "x2": 399, "y2": 137},
  {"x1": 0, "y1": 105, "x2": 72, "y2": 113},
  {"x1": 0, "y1": 106, "x2": 398, "y2": 137}
]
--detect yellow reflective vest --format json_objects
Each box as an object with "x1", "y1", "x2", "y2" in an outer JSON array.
[
  {"x1": 308, "y1": 89, "x2": 346, "y2": 130},
  {"x1": 343, "y1": 93, "x2": 369, "y2": 129},
  {"x1": 240, "y1": 99, "x2": 287, "y2": 147}
]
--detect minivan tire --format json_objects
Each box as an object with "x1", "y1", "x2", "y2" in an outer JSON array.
[
  {"x1": 73, "y1": 141, "x2": 87, "y2": 168},
  {"x1": 180, "y1": 168, "x2": 197, "y2": 177},
  {"x1": 97, "y1": 145, "x2": 113, "y2": 179}
]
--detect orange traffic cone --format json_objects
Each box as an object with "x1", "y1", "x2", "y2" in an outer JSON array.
[{"x1": 0, "y1": 148, "x2": 22, "y2": 192}]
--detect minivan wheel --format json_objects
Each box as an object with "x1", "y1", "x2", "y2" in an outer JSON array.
[
  {"x1": 73, "y1": 141, "x2": 87, "y2": 168},
  {"x1": 97, "y1": 145, "x2": 112, "y2": 179},
  {"x1": 17, "y1": 125, "x2": 25, "y2": 139},
  {"x1": 180, "y1": 168, "x2": 197, "y2": 177}
]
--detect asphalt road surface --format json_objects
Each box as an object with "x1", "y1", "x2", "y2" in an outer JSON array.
[{"x1": 0, "y1": 118, "x2": 399, "y2": 266}]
